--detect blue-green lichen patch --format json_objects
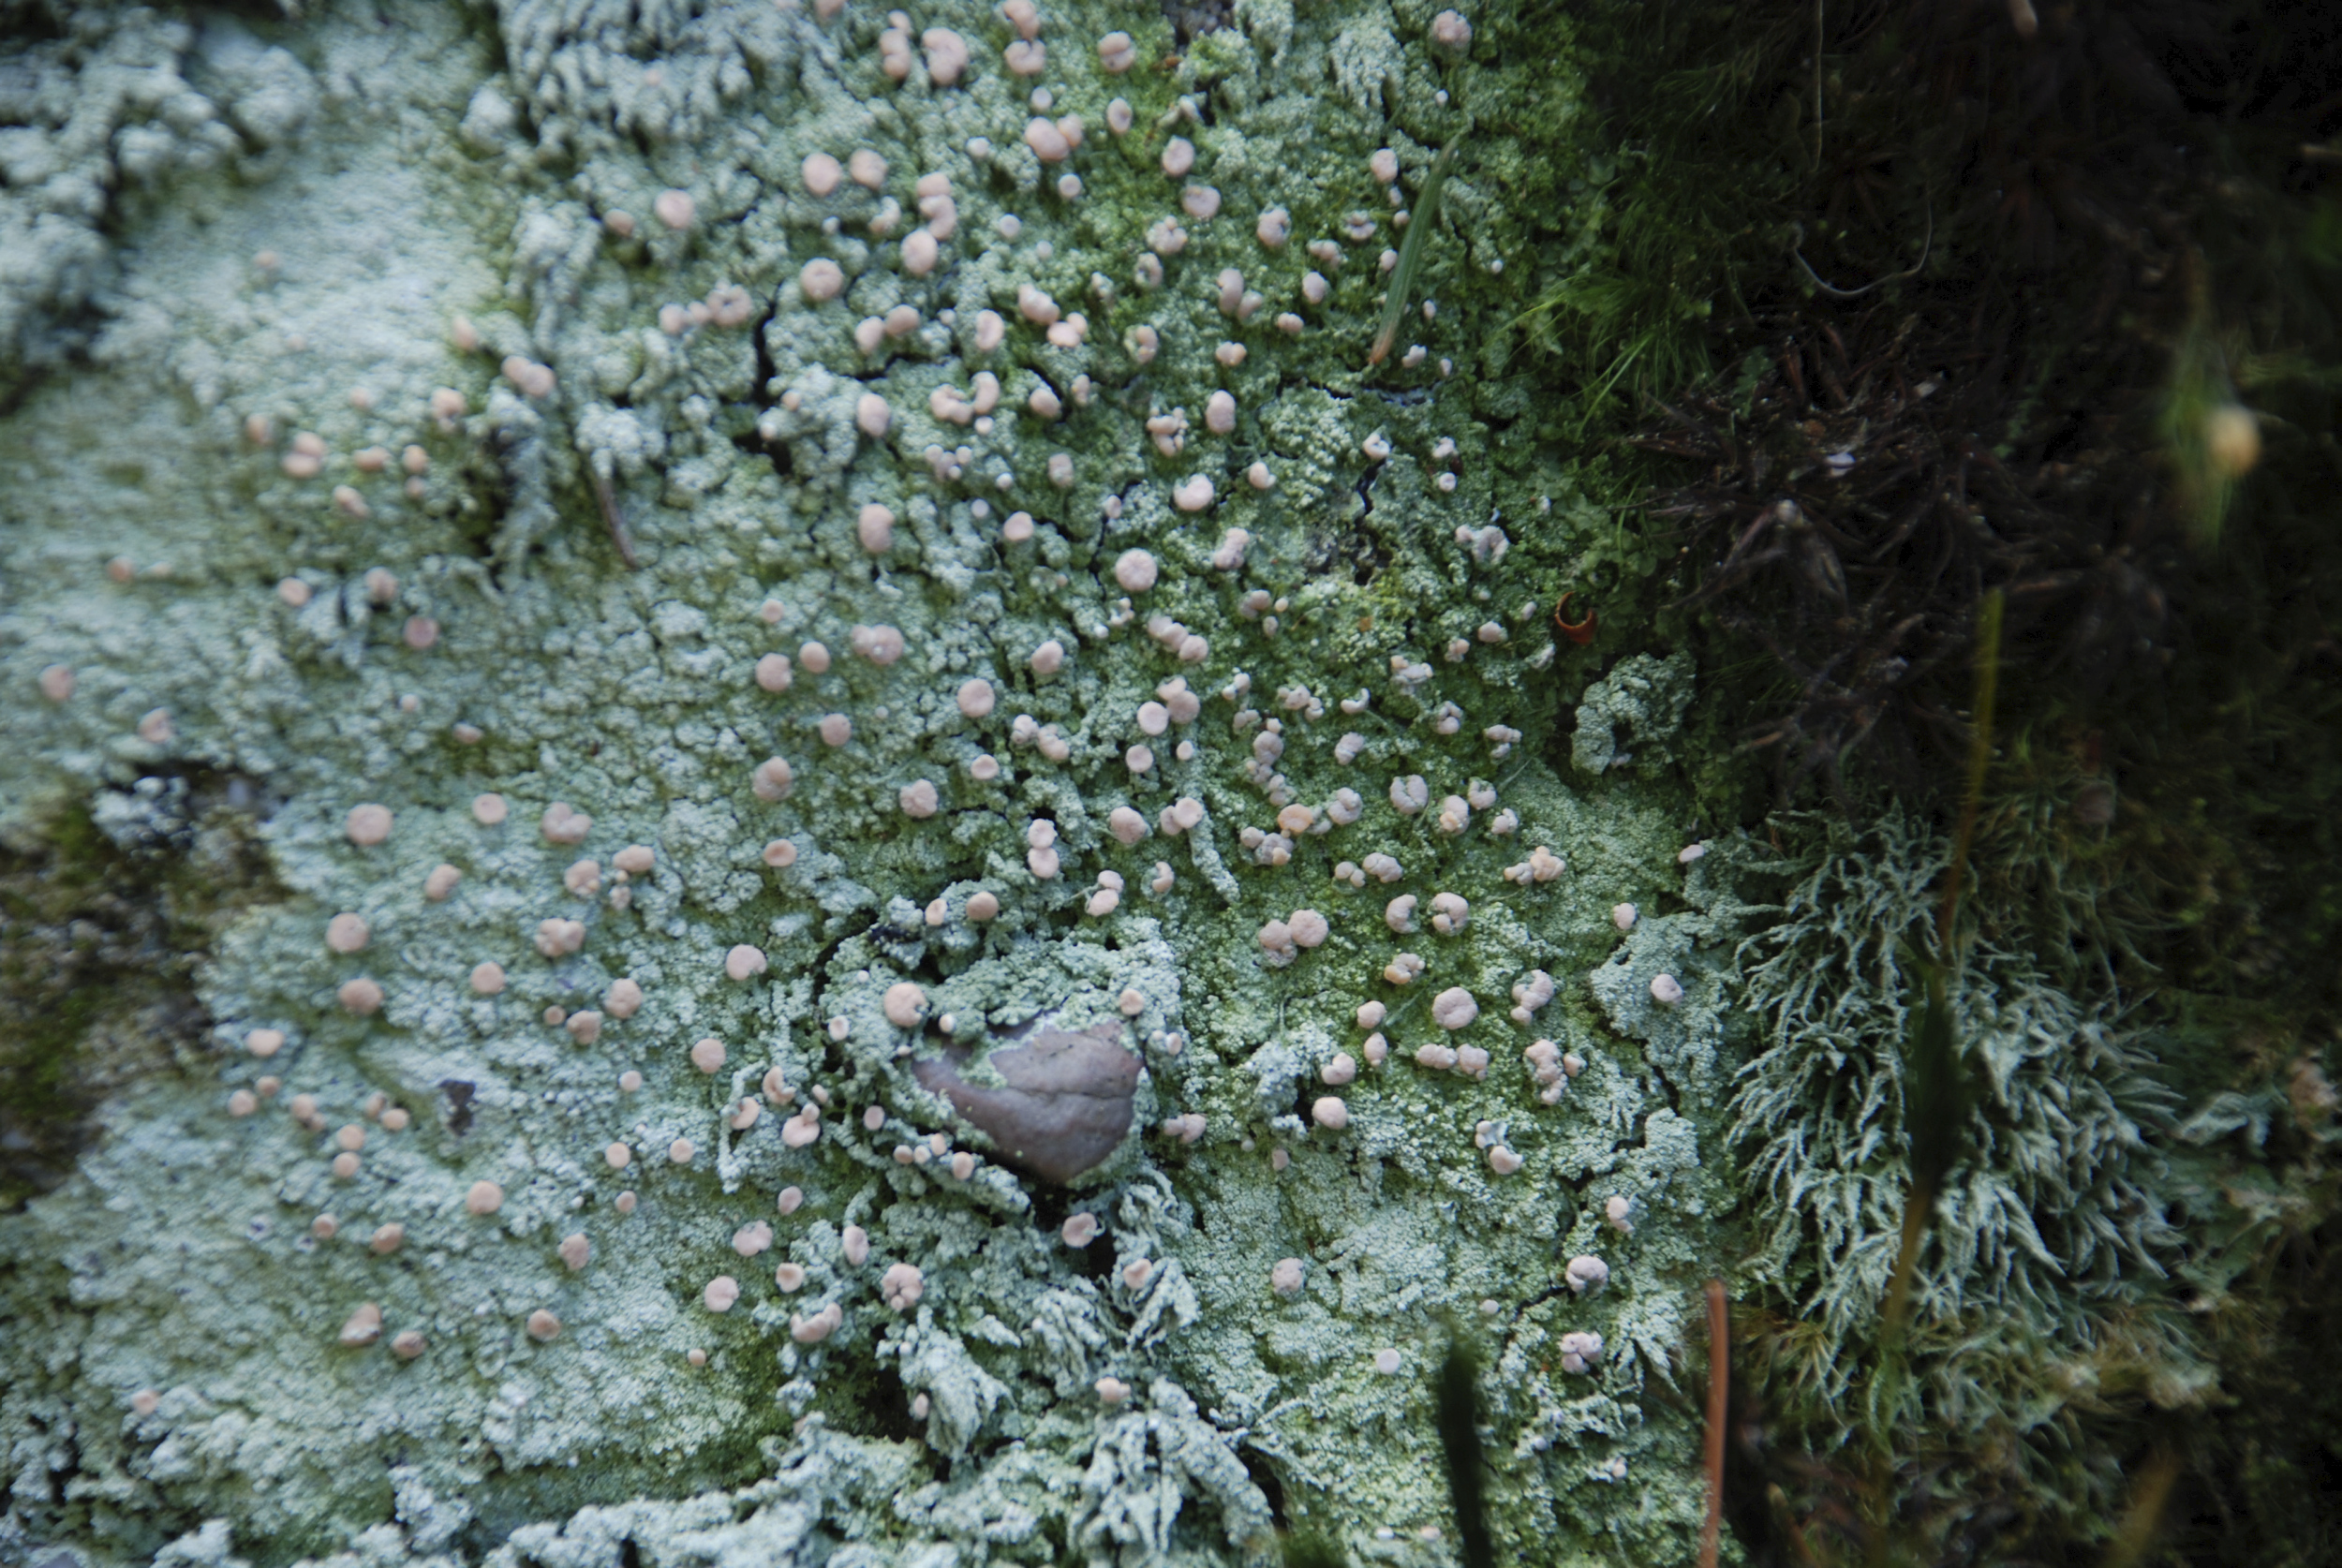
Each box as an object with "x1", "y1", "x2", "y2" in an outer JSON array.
[
  {"x1": 1727, "y1": 811, "x2": 2184, "y2": 1344},
  {"x1": 0, "y1": 1, "x2": 2202, "y2": 1565}
]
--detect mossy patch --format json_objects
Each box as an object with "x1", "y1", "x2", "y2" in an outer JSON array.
[{"x1": 1, "y1": 773, "x2": 281, "y2": 1212}]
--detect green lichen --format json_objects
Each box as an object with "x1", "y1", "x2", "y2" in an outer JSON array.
[
  {"x1": 1567, "y1": 651, "x2": 1693, "y2": 780},
  {"x1": 0, "y1": 1, "x2": 2269, "y2": 1565}
]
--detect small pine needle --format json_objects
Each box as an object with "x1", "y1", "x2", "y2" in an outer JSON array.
[{"x1": 1369, "y1": 142, "x2": 1458, "y2": 368}]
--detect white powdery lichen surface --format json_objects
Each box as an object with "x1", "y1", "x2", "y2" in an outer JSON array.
[{"x1": 0, "y1": 2, "x2": 1740, "y2": 1564}]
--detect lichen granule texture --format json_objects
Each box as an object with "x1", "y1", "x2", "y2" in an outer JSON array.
[{"x1": 0, "y1": 2, "x2": 2010, "y2": 1565}]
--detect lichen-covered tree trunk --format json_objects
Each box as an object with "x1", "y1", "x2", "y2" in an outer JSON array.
[{"x1": 3, "y1": 3, "x2": 2334, "y2": 1566}]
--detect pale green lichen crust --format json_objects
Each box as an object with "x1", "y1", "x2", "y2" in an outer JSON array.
[{"x1": 0, "y1": 3, "x2": 2180, "y2": 1566}]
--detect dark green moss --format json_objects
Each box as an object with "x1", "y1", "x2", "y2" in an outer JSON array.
[
  {"x1": 1473, "y1": 2, "x2": 2342, "y2": 1561},
  {"x1": 0, "y1": 772, "x2": 281, "y2": 1211}
]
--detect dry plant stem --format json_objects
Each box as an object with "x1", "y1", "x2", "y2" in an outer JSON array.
[
  {"x1": 592, "y1": 466, "x2": 642, "y2": 570},
  {"x1": 1881, "y1": 593, "x2": 2003, "y2": 1337},
  {"x1": 1790, "y1": 202, "x2": 1933, "y2": 299},
  {"x1": 1768, "y1": 1484, "x2": 1823, "y2": 1568},
  {"x1": 1813, "y1": 0, "x2": 1825, "y2": 170},
  {"x1": 1934, "y1": 589, "x2": 2005, "y2": 951},
  {"x1": 2101, "y1": 1452, "x2": 2181, "y2": 1568},
  {"x1": 1867, "y1": 590, "x2": 2003, "y2": 1565},
  {"x1": 1879, "y1": 1179, "x2": 1933, "y2": 1344},
  {"x1": 1701, "y1": 1279, "x2": 1728, "y2": 1568}
]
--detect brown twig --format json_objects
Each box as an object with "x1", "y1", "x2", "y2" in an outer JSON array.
[{"x1": 1702, "y1": 1279, "x2": 1729, "y2": 1568}]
